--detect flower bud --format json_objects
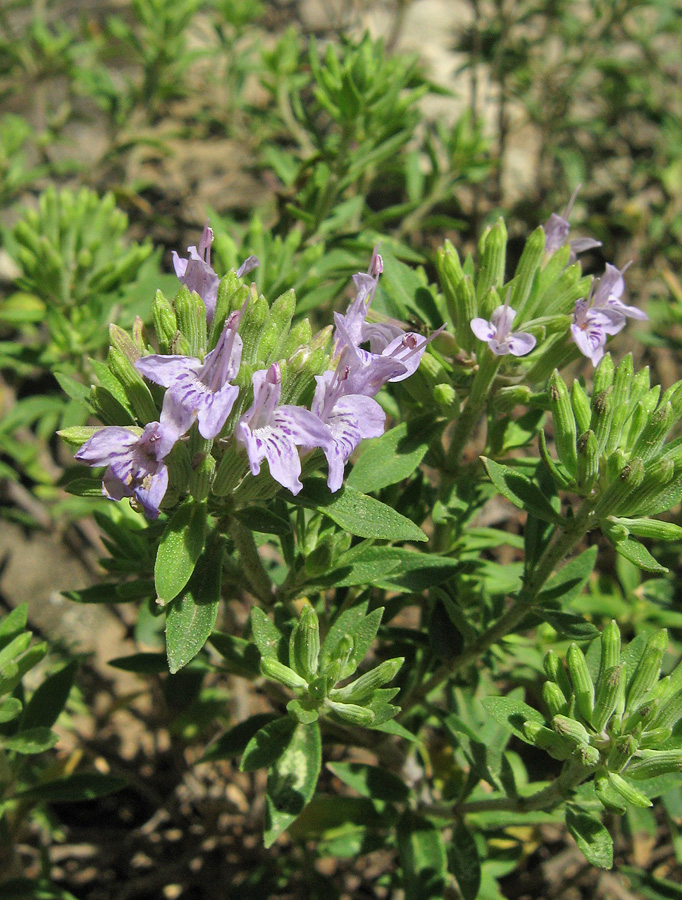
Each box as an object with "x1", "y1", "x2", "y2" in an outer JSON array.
[
  {"x1": 608, "y1": 734, "x2": 638, "y2": 772},
  {"x1": 239, "y1": 289, "x2": 269, "y2": 364},
  {"x1": 543, "y1": 681, "x2": 568, "y2": 717},
  {"x1": 281, "y1": 317, "x2": 314, "y2": 358},
  {"x1": 631, "y1": 402, "x2": 675, "y2": 463},
  {"x1": 575, "y1": 744, "x2": 601, "y2": 767},
  {"x1": 593, "y1": 353, "x2": 615, "y2": 395},
  {"x1": 329, "y1": 657, "x2": 404, "y2": 704},
  {"x1": 260, "y1": 657, "x2": 308, "y2": 691},
  {"x1": 209, "y1": 278, "x2": 248, "y2": 348},
  {"x1": 595, "y1": 771, "x2": 627, "y2": 813},
  {"x1": 624, "y1": 386, "x2": 661, "y2": 450},
  {"x1": 522, "y1": 721, "x2": 573, "y2": 760},
  {"x1": 212, "y1": 442, "x2": 249, "y2": 496},
  {"x1": 107, "y1": 346, "x2": 158, "y2": 423},
  {"x1": 567, "y1": 643, "x2": 595, "y2": 724},
  {"x1": 606, "y1": 355, "x2": 635, "y2": 455},
  {"x1": 571, "y1": 380, "x2": 592, "y2": 435},
  {"x1": 610, "y1": 517, "x2": 682, "y2": 542},
  {"x1": 590, "y1": 387, "x2": 613, "y2": 457},
  {"x1": 549, "y1": 370, "x2": 578, "y2": 475},
  {"x1": 638, "y1": 726, "x2": 672, "y2": 749},
  {"x1": 511, "y1": 226, "x2": 545, "y2": 317},
  {"x1": 593, "y1": 665, "x2": 624, "y2": 733},
  {"x1": 552, "y1": 714, "x2": 591, "y2": 746},
  {"x1": 653, "y1": 690, "x2": 682, "y2": 732},
  {"x1": 594, "y1": 457, "x2": 645, "y2": 518},
  {"x1": 626, "y1": 629, "x2": 667, "y2": 715},
  {"x1": 608, "y1": 772, "x2": 652, "y2": 807},
  {"x1": 599, "y1": 620, "x2": 621, "y2": 678},
  {"x1": 544, "y1": 649, "x2": 572, "y2": 700},
  {"x1": 323, "y1": 635, "x2": 355, "y2": 684},
  {"x1": 477, "y1": 218, "x2": 507, "y2": 300},
  {"x1": 326, "y1": 699, "x2": 375, "y2": 726},
  {"x1": 290, "y1": 605, "x2": 321, "y2": 682},
  {"x1": 576, "y1": 430, "x2": 599, "y2": 492},
  {"x1": 626, "y1": 750, "x2": 682, "y2": 780},
  {"x1": 189, "y1": 452, "x2": 215, "y2": 502},
  {"x1": 256, "y1": 289, "x2": 296, "y2": 365},
  {"x1": 174, "y1": 285, "x2": 207, "y2": 357}
]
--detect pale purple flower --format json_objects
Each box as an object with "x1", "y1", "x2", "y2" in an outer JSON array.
[
  {"x1": 591, "y1": 263, "x2": 647, "y2": 326},
  {"x1": 334, "y1": 247, "x2": 384, "y2": 348},
  {"x1": 311, "y1": 356, "x2": 386, "y2": 491},
  {"x1": 470, "y1": 302, "x2": 536, "y2": 357},
  {"x1": 172, "y1": 223, "x2": 220, "y2": 322},
  {"x1": 544, "y1": 186, "x2": 602, "y2": 259},
  {"x1": 333, "y1": 249, "x2": 442, "y2": 393},
  {"x1": 172, "y1": 224, "x2": 260, "y2": 322},
  {"x1": 75, "y1": 422, "x2": 176, "y2": 518},
  {"x1": 136, "y1": 309, "x2": 244, "y2": 440},
  {"x1": 235, "y1": 363, "x2": 332, "y2": 496},
  {"x1": 570, "y1": 297, "x2": 622, "y2": 367}
]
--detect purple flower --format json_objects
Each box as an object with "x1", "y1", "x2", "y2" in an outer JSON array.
[
  {"x1": 172, "y1": 223, "x2": 221, "y2": 322},
  {"x1": 311, "y1": 360, "x2": 386, "y2": 491},
  {"x1": 136, "y1": 308, "x2": 244, "y2": 440},
  {"x1": 470, "y1": 302, "x2": 536, "y2": 357},
  {"x1": 570, "y1": 298, "x2": 622, "y2": 367},
  {"x1": 75, "y1": 422, "x2": 176, "y2": 518},
  {"x1": 235, "y1": 363, "x2": 332, "y2": 496},
  {"x1": 543, "y1": 186, "x2": 602, "y2": 259},
  {"x1": 591, "y1": 263, "x2": 647, "y2": 326},
  {"x1": 334, "y1": 248, "x2": 384, "y2": 347},
  {"x1": 333, "y1": 250, "x2": 442, "y2": 394},
  {"x1": 172, "y1": 224, "x2": 260, "y2": 322}
]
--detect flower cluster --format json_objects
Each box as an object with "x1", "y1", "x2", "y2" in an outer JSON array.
[{"x1": 72, "y1": 234, "x2": 438, "y2": 517}]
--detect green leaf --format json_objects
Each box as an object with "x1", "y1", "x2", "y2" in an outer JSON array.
[
  {"x1": 202, "y1": 713, "x2": 278, "y2": 762},
  {"x1": 565, "y1": 807, "x2": 613, "y2": 869},
  {"x1": 208, "y1": 631, "x2": 261, "y2": 677},
  {"x1": 327, "y1": 762, "x2": 409, "y2": 803},
  {"x1": 329, "y1": 546, "x2": 459, "y2": 591},
  {"x1": 14, "y1": 773, "x2": 126, "y2": 803},
  {"x1": 609, "y1": 536, "x2": 668, "y2": 574},
  {"x1": 448, "y1": 821, "x2": 481, "y2": 900},
  {"x1": 154, "y1": 501, "x2": 208, "y2": 605},
  {"x1": 241, "y1": 717, "x2": 296, "y2": 772},
  {"x1": 482, "y1": 458, "x2": 564, "y2": 525},
  {"x1": 481, "y1": 696, "x2": 545, "y2": 744},
  {"x1": 296, "y1": 479, "x2": 427, "y2": 542},
  {"x1": 264, "y1": 721, "x2": 322, "y2": 848},
  {"x1": 21, "y1": 661, "x2": 76, "y2": 730},
  {"x1": 165, "y1": 535, "x2": 224, "y2": 674},
  {"x1": 250, "y1": 607, "x2": 286, "y2": 662},
  {"x1": 347, "y1": 418, "x2": 436, "y2": 493},
  {"x1": 319, "y1": 601, "x2": 369, "y2": 668},
  {"x1": 397, "y1": 810, "x2": 447, "y2": 900},
  {"x1": 0, "y1": 698, "x2": 22, "y2": 723},
  {"x1": 540, "y1": 610, "x2": 600, "y2": 640},
  {"x1": 2, "y1": 727, "x2": 58, "y2": 754},
  {"x1": 536, "y1": 546, "x2": 598, "y2": 607},
  {"x1": 107, "y1": 653, "x2": 167, "y2": 673},
  {"x1": 0, "y1": 604, "x2": 28, "y2": 640},
  {"x1": 233, "y1": 506, "x2": 291, "y2": 535},
  {"x1": 287, "y1": 794, "x2": 384, "y2": 838}
]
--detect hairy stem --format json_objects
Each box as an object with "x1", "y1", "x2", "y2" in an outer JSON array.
[{"x1": 400, "y1": 502, "x2": 594, "y2": 718}]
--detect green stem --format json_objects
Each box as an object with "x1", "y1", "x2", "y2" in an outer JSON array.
[
  {"x1": 445, "y1": 351, "x2": 501, "y2": 472},
  {"x1": 457, "y1": 759, "x2": 593, "y2": 815},
  {"x1": 399, "y1": 501, "x2": 594, "y2": 719},
  {"x1": 228, "y1": 519, "x2": 274, "y2": 604}
]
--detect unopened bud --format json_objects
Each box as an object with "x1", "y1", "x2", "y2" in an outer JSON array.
[
  {"x1": 553, "y1": 714, "x2": 591, "y2": 746},
  {"x1": 626, "y1": 629, "x2": 667, "y2": 715},
  {"x1": 627, "y1": 749, "x2": 682, "y2": 780},
  {"x1": 326, "y1": 699, "x2": 375, "y2": 726},
  {"x1": 576, "y1": 430, "x2": 599, "y2": 492},
  {"x1": 608, "y1": 734, "x2": 638, "y2": 772},
  {"x1": 329, "y1": 657, "x2": 404, "y2": 704},
  {"x1": 511, "y1": 226, "x2": 546, "y2": 317},
  {"x1": 549, "y1": 370, "x2": 578, "y2": 475},
  {"x1": 608, "y1": 772, "x2": 652, "y2": 807},
  {"x1": 522, "y1": 721, "x2": 573, "y2": 760},
  {"x1": 256, "y1": 289, "x2": 296, "y2": 365},
  {"x1": 544, "y1": 649, "x2": 572, "y2": 700},
  {"x1": 290, "y1": 605, "x2": 320, "y2": 682},
  {"x1": 174, "y1": 285, "x2": 207, "y2": 358},
  {"x1": 543, "y1": 681, "x2": 568, "y2": 717},
  {"x1": 260, "y1": 657, "x2": 308, "y2": 691},
  {"x1": 571, "y1": 380, "x2": 592, "y2": 435},
  {"x1": 567, "y1": 643, "x2": 595, "y2": 724},
  {"x1": 593, "y1": 664, "x2": 624, "y2": 733}
]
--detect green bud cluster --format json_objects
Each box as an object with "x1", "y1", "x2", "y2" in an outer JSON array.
[
  {"x1": 524, "y1": 623, "x2": 682, "y2": 812},
  {"x1": 543, "y1": 357, "x2": 682, "y2": 569},
  {"x1": 62, "y1": 270, "x2": 332, "y2": 512},
  {"x1": 434, "y1": 222, "x2": 590, "y2": 388},
  {"x1": 255, "y1": 604, "x2": 404, "y2": 728}
]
